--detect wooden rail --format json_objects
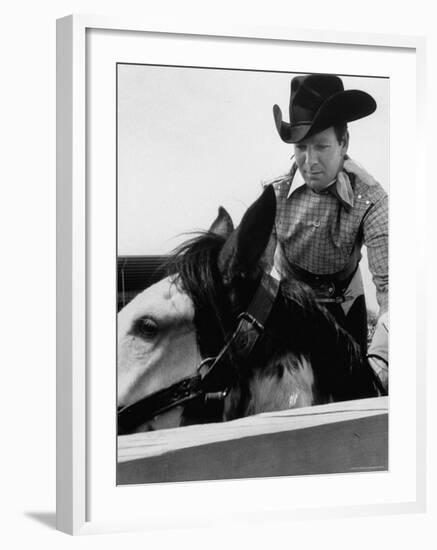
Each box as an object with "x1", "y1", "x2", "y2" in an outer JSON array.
[{"x1": 117, "y1": 396, "x2": 388, "y2": 484}]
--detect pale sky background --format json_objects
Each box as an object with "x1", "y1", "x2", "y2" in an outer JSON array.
[{"x1": 117, "y1": 65, "x2": 389, "y2": 311}]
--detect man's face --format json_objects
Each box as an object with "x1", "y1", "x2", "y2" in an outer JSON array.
[{"x1": 294, "y1": 127, "x2": 348, "y2": 192}]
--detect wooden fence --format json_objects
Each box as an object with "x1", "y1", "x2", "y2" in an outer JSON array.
[{"x1": 117, "y1": 396, "x2": 388, "y2": 485}]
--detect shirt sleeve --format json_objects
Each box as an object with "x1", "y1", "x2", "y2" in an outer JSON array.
[{"x1": 362, "y1": 192, "x2": 389, "y2": 316}]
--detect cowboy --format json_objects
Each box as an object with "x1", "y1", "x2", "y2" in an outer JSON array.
[{"x1": 268, "y1": 73, "x2": 388, "y2": 392}]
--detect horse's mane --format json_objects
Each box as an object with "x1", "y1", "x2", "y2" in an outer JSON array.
[
  {"x1": 166, "y1": 231, "x2": 233, "y2": 358},
  {"x1": 272, "y1": 280, "x2": 368, "y2": 402},
  {"x1": 166, "y1": 231, "x2": 373, "y2": 404}
]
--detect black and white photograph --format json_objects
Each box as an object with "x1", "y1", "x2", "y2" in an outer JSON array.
[
  {"x1": 116, "y1": 64, "x2": 389, "y2": 484},
  {"x1": 1, "y1": 0, "x2": 434, "y2": 543}
]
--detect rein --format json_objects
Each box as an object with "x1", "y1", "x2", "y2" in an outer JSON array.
[{"x1": 117, "y1": 274, "x2": 280, "y2": 434}]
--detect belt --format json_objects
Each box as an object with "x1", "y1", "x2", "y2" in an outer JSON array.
[{"x1": 286, "y1": 261, "x2": 359, "y2": 304}]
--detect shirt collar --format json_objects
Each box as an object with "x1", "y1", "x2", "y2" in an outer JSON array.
[
  {"x1": 286, "y1": 163, "x2": 354, "y2": 212},
  {"x1": 286, "y1": 167, "x2": 305, "y2": 198},
  {"x1": 287, "y1": 169, "x2": 336, "y2": 198}
]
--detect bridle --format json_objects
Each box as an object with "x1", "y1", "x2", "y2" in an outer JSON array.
[{"x1": 117, "y1": 274, "x2": 280, "y2": 434}]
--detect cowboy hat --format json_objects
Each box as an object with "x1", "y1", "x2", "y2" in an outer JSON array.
[{"x1": 273, "y1": 74, "x2": 377, "y2": 143}]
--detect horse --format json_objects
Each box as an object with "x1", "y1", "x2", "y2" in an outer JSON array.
[{"x1": 117, "y1": 185, "x2": 381, "y2": 434}]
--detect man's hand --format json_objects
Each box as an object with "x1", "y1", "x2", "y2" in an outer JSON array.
[{"x1": 367, "y1": 311, "x2": 389, "y2": 392}]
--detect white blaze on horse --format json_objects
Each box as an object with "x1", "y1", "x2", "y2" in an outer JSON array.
[{"x1": 117, "y1": 186, "x2": 381, "y2": 434}]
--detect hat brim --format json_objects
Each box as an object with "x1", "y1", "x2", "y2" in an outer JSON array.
[{"x1": 274, "y1": 89, "x2": 377, "y2": 144}]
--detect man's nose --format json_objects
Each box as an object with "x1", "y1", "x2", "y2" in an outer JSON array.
[{"x1": 304, "y1": 147, "x2": 318, "y2": 166}]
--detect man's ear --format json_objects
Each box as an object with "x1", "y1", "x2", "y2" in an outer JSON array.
[
  {"x1": 218, "y1": 185, "x2": 276, "y2": 282},
  {"x1": 342, "y1": 130, "x2": 350, "y2": 155},
  {"x1": 209, "y1": 206, "x2": 234, "y2": 238}
]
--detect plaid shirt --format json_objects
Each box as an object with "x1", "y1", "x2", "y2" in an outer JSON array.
[{"x1": 269, "y1": 163, "x2": 388, "y2": 314}]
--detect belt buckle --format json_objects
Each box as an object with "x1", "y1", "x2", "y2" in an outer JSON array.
[{"x1": 313, "y1": 281, "x2": 336, "y2": 299}]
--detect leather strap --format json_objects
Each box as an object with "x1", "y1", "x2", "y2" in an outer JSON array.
[{"x1": 117, "y1": 374, "x2": 204, "y2": 435}]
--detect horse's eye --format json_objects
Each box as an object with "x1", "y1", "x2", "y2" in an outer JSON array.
[{"x1": 135, "y1": 317, "x2": 159, "y2": 338}]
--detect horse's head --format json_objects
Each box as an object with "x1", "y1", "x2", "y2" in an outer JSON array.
[
  {"x1": 117, "y1": 186, "x2": 278, "y2": 432},
  {"x1": 117, "y1": 275, "x2": 201, "y2": 431}
]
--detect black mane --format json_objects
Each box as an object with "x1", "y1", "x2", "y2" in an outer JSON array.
[
  {"x1": 166, "y1": 231, "x2": 233, "y2": 358},
  {"x1": 166, "y1": 231, "x2": 375, "y2": 407}
]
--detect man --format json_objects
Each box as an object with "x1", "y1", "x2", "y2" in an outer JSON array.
[{"x1": 267, "y1": 73, "x2": 388, "y2": 391}]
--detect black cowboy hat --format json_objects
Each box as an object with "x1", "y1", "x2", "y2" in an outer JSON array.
[{"x1": 273, "y1": 74, "x2": 377, "y2": 143}]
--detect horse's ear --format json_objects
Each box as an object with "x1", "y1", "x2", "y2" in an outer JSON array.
[
  {"x1": 209, "y1": 206, "x2": 234, "y2": 238},
  {"x1": 218, "y1": 185, "x2": 276, "y2": 281}
]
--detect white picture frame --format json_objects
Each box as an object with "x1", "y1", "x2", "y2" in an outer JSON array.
[{"x1": 56, "y1": 14, "x2": 427, "y2": 535}]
